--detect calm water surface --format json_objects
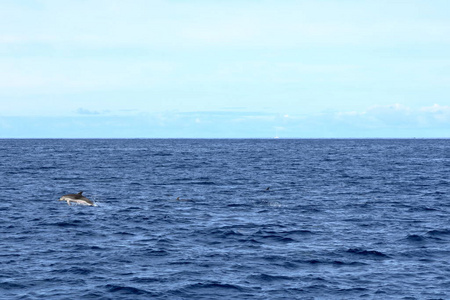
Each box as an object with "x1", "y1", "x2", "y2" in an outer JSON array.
[{"x1": 0, "y1": 139, "x2": 449, "y2": 299}]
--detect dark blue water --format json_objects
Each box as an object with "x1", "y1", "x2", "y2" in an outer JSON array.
[{"x1": 1, "y1": 139, "x2": 449, "y2": 299}]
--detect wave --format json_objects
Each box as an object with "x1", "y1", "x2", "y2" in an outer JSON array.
[
  {"x1": 104, "y1": 284, "x2": 156, "y2": 296},
  {"x1": 152, "y1": 151, "x2": 173, "y2": 156},
  {"x1": 247, "y1": 273, "x2": 293, "y2": 282},
  {"x1": 346, "y1": 248, "x2": 389, "y2": 258},
  {"x1": 296, "y1": 259, "x2": 367, "y2": 266},
  {"x1": 259, "y1": 234, "x2": 296, "y2": 243},
  {"x1": 427, "y1": 229, "x2": 450, "y2": 236},
  {"x1": 190, "y1": 181, "x2": 216, "y2": 185},
  {"x1": 53, "y1": 267, "x2": 93, "y2": 275},
  {"x1": 130, "y1": 277, "x2": 163, "y2": 285},
  {"x1": 46, "y1": 220, "x2": 84, "y2": 227},
  {"x1": 405, "y1": 234, "x2": 426, "y2": 242},
  {"x1": 177, "y1": 282, "x2": 251, "y2": 294},
  {"x1": 226, "y1": 203, "x2": 252, "y2": 208},
  {"x1": 0, "y1": 281, "x2": 28, "y2": 290}
]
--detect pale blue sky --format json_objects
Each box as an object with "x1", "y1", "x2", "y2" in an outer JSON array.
[{"x1": 0, "y1": 0, "x2": 449, "y2": 138}]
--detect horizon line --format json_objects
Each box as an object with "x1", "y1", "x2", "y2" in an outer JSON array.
[{"x1": 1, "y1": 137, "x2": 449, "y2": 140}]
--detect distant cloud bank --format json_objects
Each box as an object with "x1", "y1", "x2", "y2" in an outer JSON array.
[
  {"x1": 1, "y1": 103, "x2": 448, "y2": 138},
  {"x1": 76, "y1": 108, "x2": 101, "y2": 115},
  {"x1": 335, "y1": 104, "x2": 450, "y2": 128}
]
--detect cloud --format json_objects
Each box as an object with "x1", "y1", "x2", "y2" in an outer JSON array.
[
  {"x1": 1, "y1": 104, "x2": 449, "y2": 138},
  {"x1": 76, "y1": 108, "x2": 101, "y2": 115},
  {"x1": 421, "y1": 103, "x2": 450, "y2": 114},
  {"x1": 335, "y1": 103, "x2": 450, "y2": 129},
  {"x1": 420, "y1": 104, "x2": 450, "y2": 123}
]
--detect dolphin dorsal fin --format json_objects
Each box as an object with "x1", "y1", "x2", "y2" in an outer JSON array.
[{"x1": 78, "y1": 191, "x2": 83, "y2": 195}]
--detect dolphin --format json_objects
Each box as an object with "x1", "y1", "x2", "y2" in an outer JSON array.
[
  {"x1": 176, "y1": 197, "x2": 194, "y2": 202},
  {"x1": 59, "y1": 191, "x2": 94, "y2": 206}
]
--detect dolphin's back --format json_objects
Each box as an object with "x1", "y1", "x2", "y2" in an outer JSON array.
[
  {"x1": 63, "y1": 191, "x2": 84, "y2": 199},
  {"x1": 60, "y1": 191, "x2": 93, "y2": 205}
]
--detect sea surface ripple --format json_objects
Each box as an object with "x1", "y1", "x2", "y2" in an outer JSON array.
[{"x1": 0, "y1": 139, "x2": 449, "y2": 299}]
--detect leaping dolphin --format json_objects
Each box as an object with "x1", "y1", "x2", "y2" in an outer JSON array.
[{"x1": 59, "y1": 191, "x2": 94, "y2": 206}]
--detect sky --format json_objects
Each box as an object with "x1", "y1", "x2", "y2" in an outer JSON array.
[{"x1": 0, "y1": 0, "x2": 449, "y2": 138}]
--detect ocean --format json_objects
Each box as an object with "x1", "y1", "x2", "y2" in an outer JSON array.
[{"x1": 0, "y1": 139, "x2": 449, "y2": 299}]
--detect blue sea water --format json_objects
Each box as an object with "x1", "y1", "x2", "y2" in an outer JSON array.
[{"x1": 0, "y1": 139, "x2": 449, "y2": 300}]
